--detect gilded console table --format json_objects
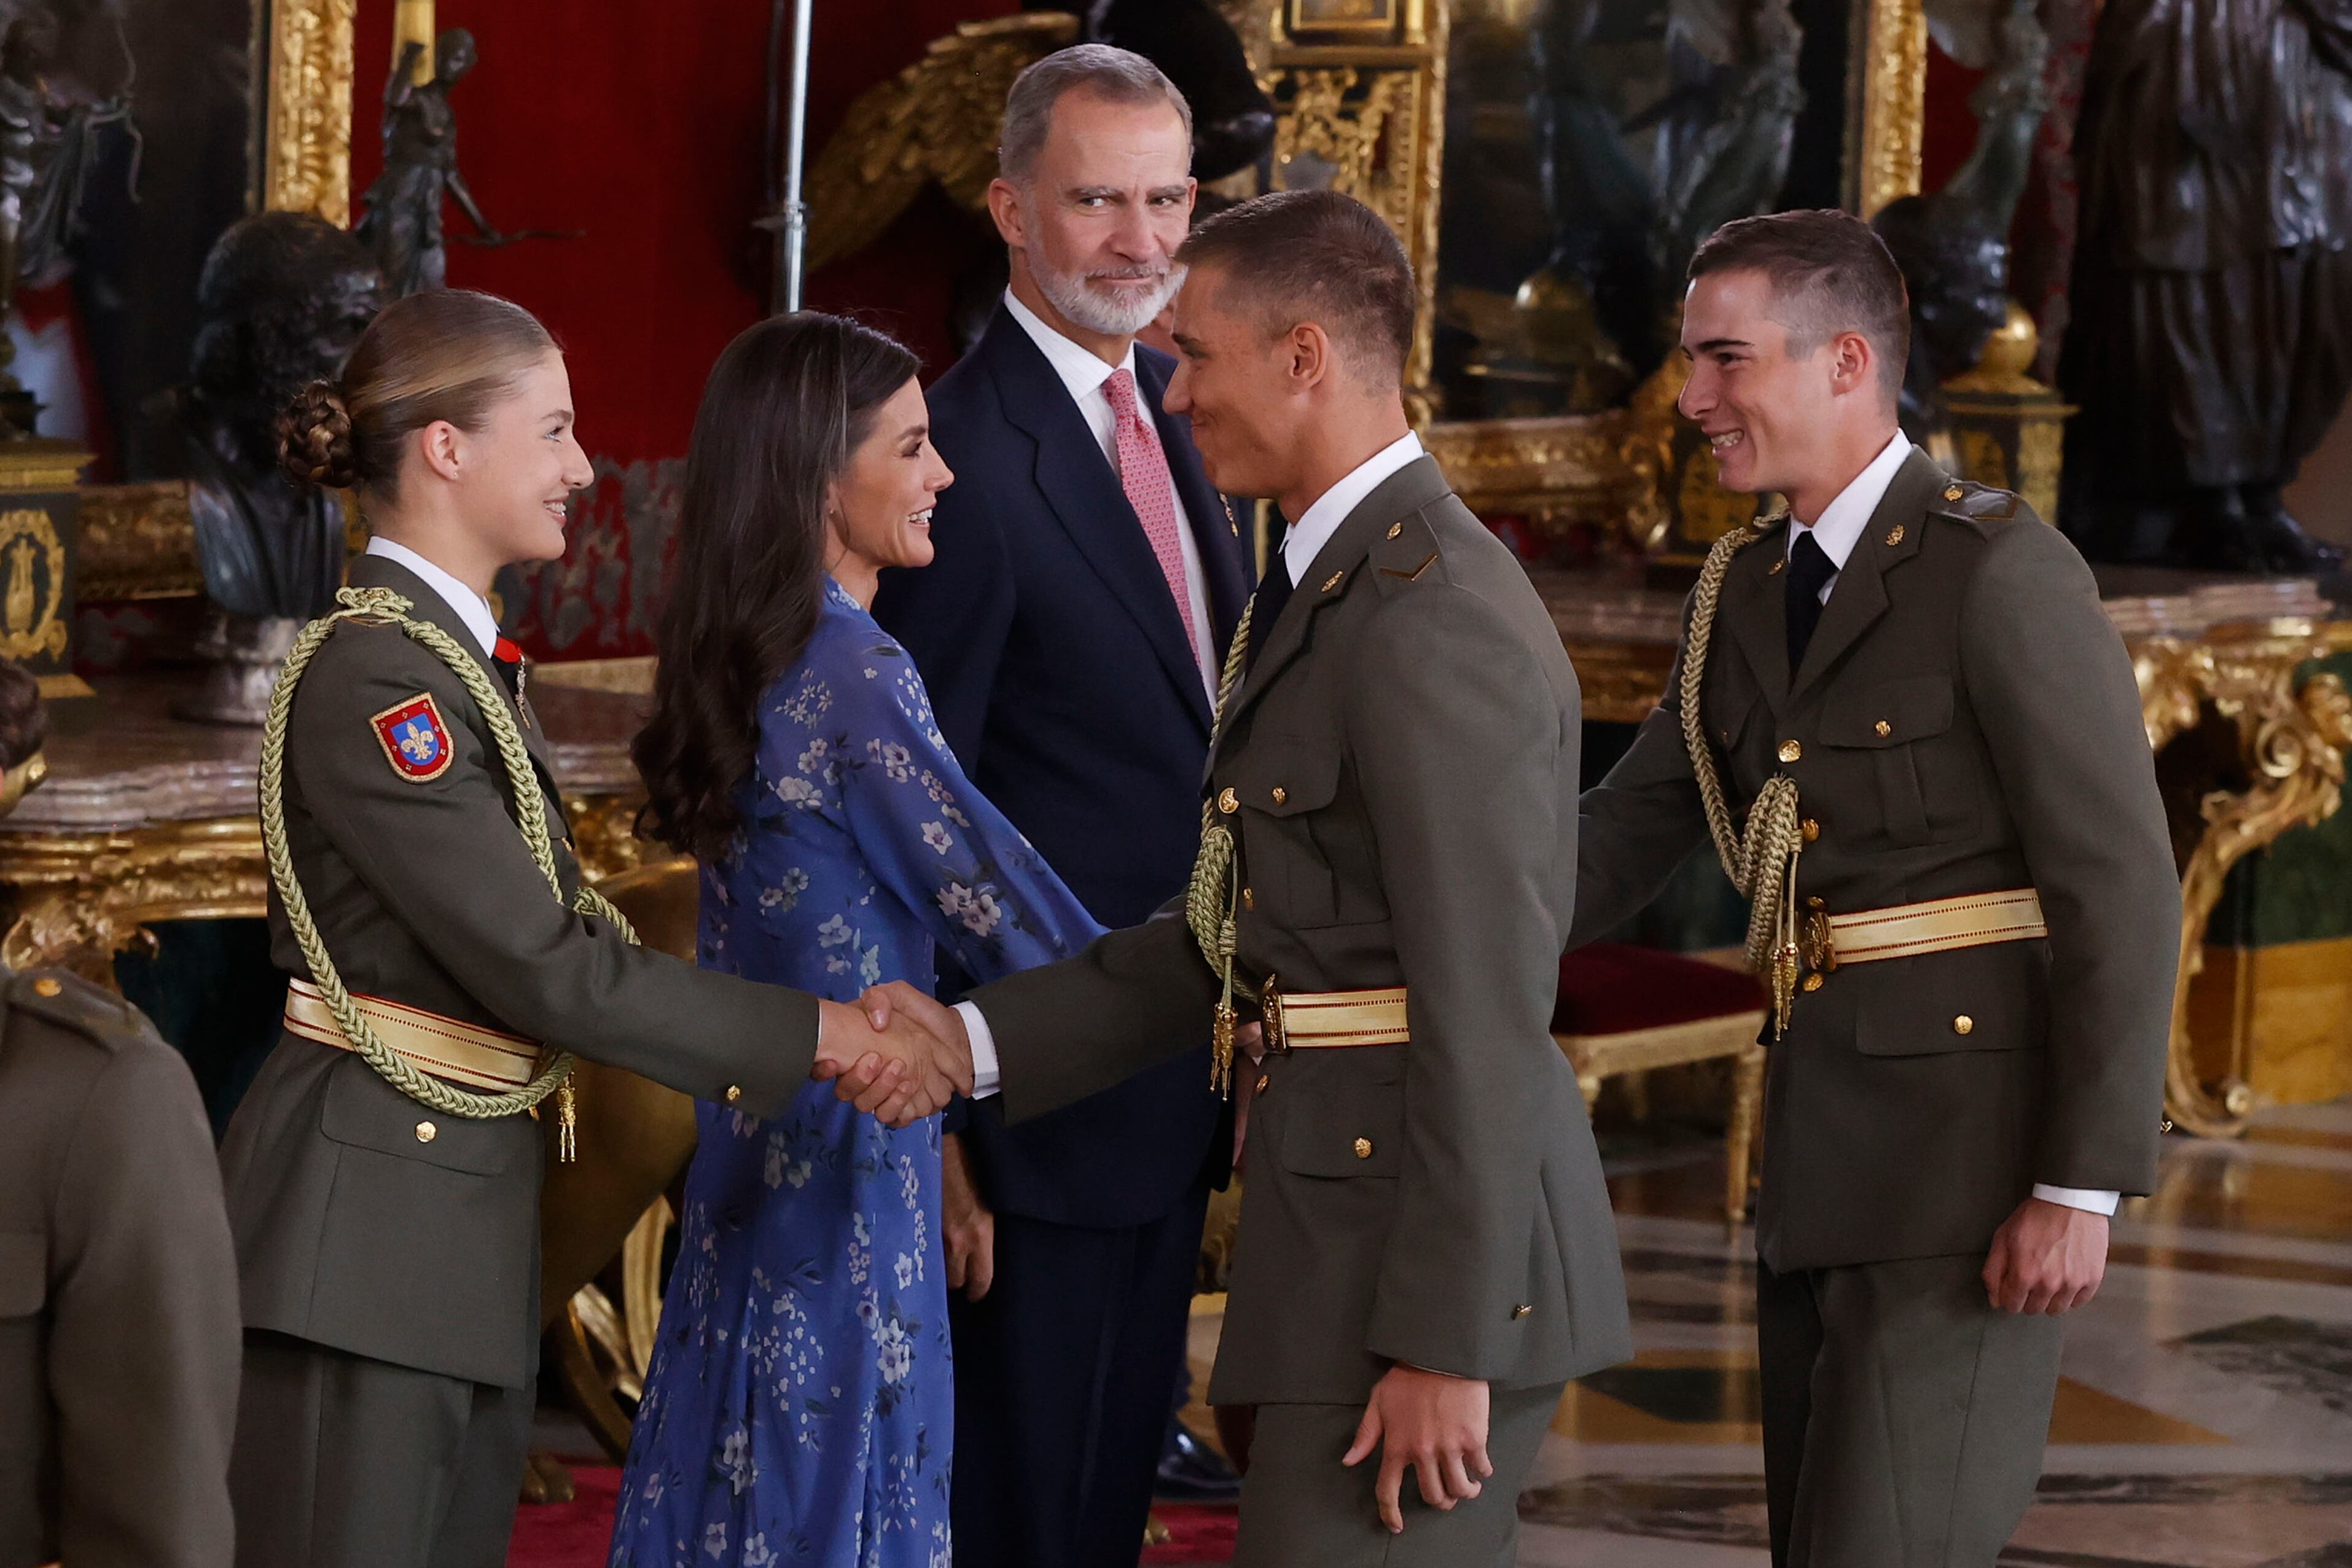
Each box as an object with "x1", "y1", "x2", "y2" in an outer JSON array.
[
  {"x1": 0, "y1": 672, "x2": 658, "y2": 981},
  {"x1": 1528, "y1": 564, "x2": 2352, "y2": 1139}
]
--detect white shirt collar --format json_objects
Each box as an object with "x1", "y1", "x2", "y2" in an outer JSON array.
[
  {"x1": 1003, "y1": 289, "x2": 1135, "y2": 405},
  {"x1": 1788, "y1": 427, "x2": 1913, "y2": 572},
  {"x1": 364, "y1": 536, "x2": 501, "y2": 658},
  {"x1": 1280, "y1": 430, "x2": 1426, "y2": 584}
]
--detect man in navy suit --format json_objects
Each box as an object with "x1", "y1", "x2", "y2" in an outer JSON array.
[{"x1": 870, "y1": 44, "x2": 1254, "y2": 1568}]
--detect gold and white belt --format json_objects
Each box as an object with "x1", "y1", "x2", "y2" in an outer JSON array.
[
  {"x1": 283, "y1": 979, "x2": 542, "y2": 1091},
  {"x1": 1262, "y1": 976, "x2": 1410, "y2": 1051},
  {"x1": 1802, "y1": 888, "x2": 2046, "y2": 972}
]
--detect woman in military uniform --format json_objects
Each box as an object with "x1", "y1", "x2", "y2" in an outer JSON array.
[{"x1": 218, "y1": 288, "x2": 947, "y2": 1568}]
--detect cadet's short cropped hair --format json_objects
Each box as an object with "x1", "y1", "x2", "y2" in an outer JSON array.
[
  {"x1": 999, "y1": 45, "x2": 1192, "y2": 185},
  {"x1": 1689, "y1": 209, "x2": 1910, "y2": 404},
  {"x1": 1176, "y1": 189, "x2": 1416, "y2": 385}
]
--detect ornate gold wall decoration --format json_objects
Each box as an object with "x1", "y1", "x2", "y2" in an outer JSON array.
[
  {"x1": 2135, "y1": 622, "x2": 2352, "y2": 1135},
  {"x1": 800, "y1": 14, "x2": 1081, "y2": 277},
  {"x1": 76, "y1": 482, "x2": 201, "y2": 602},
  {"x1": 0, "y1": 510, "x2": 66, "y2": 661},
  {"x1": 0, "y1": 819, "x2": 271, "y2": 981},
  {"x1": 1854, "y1": 0, "x2": 1927, "y2": 216},
  {"x1": 262, "y1": 0, "x2": 359, "y2": 225}
]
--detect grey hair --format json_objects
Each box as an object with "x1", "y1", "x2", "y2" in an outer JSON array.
[{"x1": 999, "y1": 44, "x2": 1194, "y2": 184}]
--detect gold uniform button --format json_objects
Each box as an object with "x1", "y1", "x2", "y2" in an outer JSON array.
[
  {"x1": 1802, "y1": 973, "x2": 1824, "y2": 993},
  {"x1": 32, "y1": 977, "x2": 59, "y2": 997},
  {"x1": 414, "y1": 1120, "x2": 437, "y2": 1143},
  {"x1": 1511, "y1": 1303, "x2": 1533, "y2": 1320},
  {"x1": 1778, "y1": 740, "x2": 1802, "y2": 763},
  {"x1": 1944, "y1": 484, "x2": 1965, "y2": 501},
  {"x1": 1353, "y1": 1136, "x2": 1373, "y2": 1160},
  {"x1": 1257, "y1": 1074, "x2": 1271, "y2": 1094},
  {"x1": 1874, "y1": 719, "x2": 1891, "y2": 738},
  {"x1": 1270, "y1": 786, "x2": 1287, "y2": 805},
  {"x1": 1218, "y1": 787, "x2": 1238, "y2": 814},
  {"x1": 1386, "y1": 521, "x2": 1403, "y2": 539},
  {"x1": 1801, "y1": 817, "x2": 1821, "y2": 841},
  {"x1": 1241, "y1": 887, "x2": 1256, "y2": 910},
  {"x1": 725, "y1": 1084, "x2": 743, "y2": 1104},
  {"x1": 1953, "y1": 1015, "x2": 1974, "y2": 1036}
]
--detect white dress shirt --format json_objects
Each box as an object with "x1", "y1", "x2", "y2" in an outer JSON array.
[
  {"x1": 1002, "y1": 290, "x2": 1216, "y2": 698},
  {"x1": 1783, "y1": 431, "x2": 2119, "y2": 1220},
  {"x1": 1278, "y1": 429, "x2": 1426, "y2": 586},
  {"x1": 955, "y1": 427, "x2": 1432, "y2": 1099},
  {"x1": 365, "y1": 536, "x2": 499, "y2": 658}
]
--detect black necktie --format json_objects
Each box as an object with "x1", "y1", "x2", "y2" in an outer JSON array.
[
  {"x1": 1245, "y1": 544, "x2": 1294, "y2": 673},
  {"x1": 1785, "y1": 530, "x2": 1837, "y2": 676}
]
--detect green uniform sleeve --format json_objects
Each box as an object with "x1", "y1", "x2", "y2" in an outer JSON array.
[
  {"x1": 285, "y1": 624, "x2": 818, "y2": 1117},
  {"x1": 1346, "y1": 582, "x2": 1565, "y2": 1378}
]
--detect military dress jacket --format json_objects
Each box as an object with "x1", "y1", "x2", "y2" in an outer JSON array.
[
  {"x1": 1573, "y1": 448, "x2": 2179, "y2": 1274},
  {"x1": 970, "y1": 455, "x2": 1634, "y2": 1406},
  {"x1": 0, "y1": 969, "x2": 239, "y2": 1568},
  {"x1": 219, "y1": 553, "x2": 819, "y2": 1392}
]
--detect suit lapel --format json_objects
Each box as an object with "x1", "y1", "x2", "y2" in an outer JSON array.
[
  {"x1": 349, "y1": 553, "x2": 565, "y2": 810},
  {"x1": 983, "y1": 311, "x2": 1212, "y2": 734},
  {"x1": 1136, "y1": 349, "x2": 1252, "y2": 645},
  {"x1": 1215, "y1": 457, "x2": 1454, "y2": 758},
  {"x1": 1723, "y1": 520, "x2": 1792, "y2": 713},
  {"x1": 1788, "y1": 449, "x2": 1940, "y2": 701}
]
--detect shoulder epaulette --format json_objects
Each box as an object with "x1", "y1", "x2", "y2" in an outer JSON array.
[
  {"x1": 1927, "y1": 478, "x2": 2030, "y2": 531},
  {"x1": 5, "y1": 968, "x2": 158, "y2": 1053},
  {"x1": 1367, "y1": 509, "x2": 1447, "y2": 596}
]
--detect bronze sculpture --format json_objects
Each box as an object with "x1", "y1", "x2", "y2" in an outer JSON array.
[
  {"x1": 178, "y1": 212, "x2": 385, "y2": 721},
  {"x1": 353, "y1": 29, "x2": 536, "y2": 298},
  {"x1": 0, "y1": 4, "x2": 128, "y2": 433},
  {"x1": 2060, "y1": 0, "x2": 2352, "y2": 571},
  {"x1": 1871, "y1": 0, "x2": 2048, "y2": 447}
]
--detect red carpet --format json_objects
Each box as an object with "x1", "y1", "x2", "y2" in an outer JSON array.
[{"x1": 506, "y1": 1465, "x2": 1238, "y2": 1566}]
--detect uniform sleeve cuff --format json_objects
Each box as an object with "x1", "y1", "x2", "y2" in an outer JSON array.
[
  {"x1": 955, "y1": 1001, "x2": 1001, "y2": 1099},
  {"x1": 2031, "y1": 1182, "x2": 2119, "y2": 1216}
]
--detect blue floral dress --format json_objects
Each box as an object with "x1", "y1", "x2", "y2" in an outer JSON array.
[{"x1": 609, "y1": 580, "x2": 1104, "y2": 1568}]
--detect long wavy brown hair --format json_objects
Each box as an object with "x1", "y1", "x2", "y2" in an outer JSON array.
[{"x1": 635, "y1": 313, "x2": 919, "y2": 862}]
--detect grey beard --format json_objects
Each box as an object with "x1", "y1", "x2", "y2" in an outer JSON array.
[{"x1": 1034, "y1": 259, "x2": 1186, "y2": 338}]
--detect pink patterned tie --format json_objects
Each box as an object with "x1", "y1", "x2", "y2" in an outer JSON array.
[{"x1": 1103, "y1": 368, "x2": 1198, "y2": 668}]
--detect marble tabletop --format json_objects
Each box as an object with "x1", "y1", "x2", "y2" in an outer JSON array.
[{"x1": 2, "y1": 671, "x2": 649, "y2": 835}]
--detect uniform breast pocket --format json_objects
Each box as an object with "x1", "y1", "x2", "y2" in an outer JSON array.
[
  {"x1": 0, "y1": 1231, "x2": 44, "y2": 1319},
  {"x1": 1229, "y1": 735, "x2": 1348, "y2": 928},
  {"x1": 1820, "y1": 675, "x2": 1956, "y2": 846}
]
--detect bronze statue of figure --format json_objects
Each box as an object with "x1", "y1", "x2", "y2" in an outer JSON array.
[
  {"x1": 182, "y1": 213, "x2": 384, "y2": 624},
  {"x1": 2060, "y1": 0, "x2": 2352, "y2": 571},
  {"x1": 353, "y1": 29, "x2": 525, "y2": 298},
  {"x1": 0, "y1": 4, "x2": 128, "y2": 429},
  {"x1": 1871, "y1": 0, "x2": 2047, "y2": 446}
]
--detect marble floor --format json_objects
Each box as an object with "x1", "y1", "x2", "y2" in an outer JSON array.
[{"x1": 1183, "y1": 1098, "x2": 2352, "y2": 1566}]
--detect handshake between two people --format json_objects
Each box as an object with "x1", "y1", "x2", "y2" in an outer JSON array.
[{"x1": 810, "y1": 982, "x2": 972, "y2": 1128}]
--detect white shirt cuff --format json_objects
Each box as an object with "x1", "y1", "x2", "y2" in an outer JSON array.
[
  {"x1": 953, "y1": 1001, "x2": 1001, "y2": 1099},
  {"x1": 2031, "y1": 1183, "x2": 2119, "y2": 1216}
]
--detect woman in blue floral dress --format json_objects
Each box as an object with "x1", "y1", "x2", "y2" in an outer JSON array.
[{"x1": 612, "y1": 314, "x2": 1104, "y2": 1568}]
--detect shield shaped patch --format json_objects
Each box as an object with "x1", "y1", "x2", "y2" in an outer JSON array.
[{"x1": 370, "y1": 693, "x2": 455, "y2": 782}]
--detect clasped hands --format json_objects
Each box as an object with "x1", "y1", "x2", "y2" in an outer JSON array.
[{"x1": 810, "y1": 982, "x2": 971, "y2": 1127}]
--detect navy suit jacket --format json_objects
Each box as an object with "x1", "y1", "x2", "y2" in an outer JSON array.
[{"x1": 873, "y1": 304, "x2": 1252, "y2": 1230}]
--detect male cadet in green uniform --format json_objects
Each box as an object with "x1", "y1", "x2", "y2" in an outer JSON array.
[
  {"x1": 0, "y1": 658, "x2": 242, "y2": 1568},
  {"x1": 846, "y1": 189, "x2": 1633, "y2": 1567},
  {"x1": 1571, "y1": 210, "x2": 2178, "y2": 1566}
]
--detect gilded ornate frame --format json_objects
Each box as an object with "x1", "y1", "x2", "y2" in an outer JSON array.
[{"x1": 1323, "y1": 0, "x2": 1932, "y2": 531}]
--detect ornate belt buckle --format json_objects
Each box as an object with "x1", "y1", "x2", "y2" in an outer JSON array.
[
  {"x1": 1800, "y1": 902, "x2": 1838, "y2": 973},
  {"x1": 1261, "y1": 972, "x2": 1288, "y2": 1055}
]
